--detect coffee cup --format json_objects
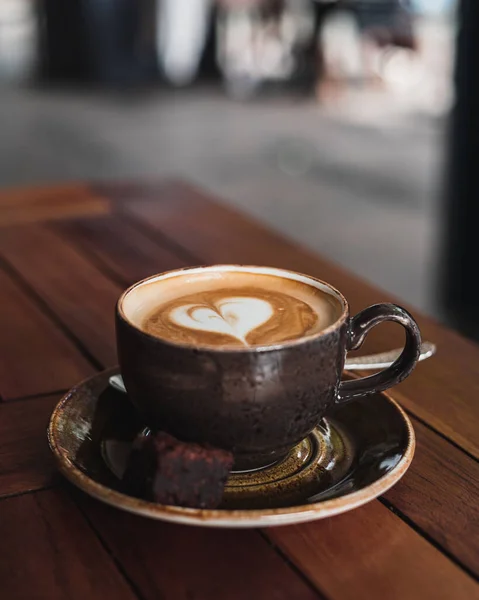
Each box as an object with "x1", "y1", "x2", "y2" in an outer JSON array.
[{"x1": 116, "y1": 265, "x2": 421, "y2": 470}]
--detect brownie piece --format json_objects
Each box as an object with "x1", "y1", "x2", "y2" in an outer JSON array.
[{"x1": 123, "y1": 431, "x2": 234, "y2": 509}]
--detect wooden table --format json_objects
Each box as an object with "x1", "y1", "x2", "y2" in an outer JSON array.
[{"x1": 0, "y1": 181, "x2": 478, "y2": 600}]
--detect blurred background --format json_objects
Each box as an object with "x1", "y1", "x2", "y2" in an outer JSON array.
[{"x1": 1, "y1": 0, "x2": 474, "y2": 337}]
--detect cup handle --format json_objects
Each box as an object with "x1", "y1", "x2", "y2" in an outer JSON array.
[{"x1": 337, "y1": 303, "x2": 421, "y2": 403}]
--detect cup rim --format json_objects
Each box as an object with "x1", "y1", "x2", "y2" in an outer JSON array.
[{"x1": 117, "y1": 265, "x2": 349, "y2": 353}]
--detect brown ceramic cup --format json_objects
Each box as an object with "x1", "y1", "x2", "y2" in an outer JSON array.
[{"x1": 116, "y1": 266, "x2": 421, "y2": 471}]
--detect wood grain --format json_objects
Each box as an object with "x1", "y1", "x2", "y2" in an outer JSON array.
[
  {"x1": 0, "y1": 268, "x2": 94, "y2": 400},
  {"x1": 80, "y1": 495, "x2": 322, "y2": 600},
  {"x1": 47, "y1": 205, "x2": 479, "y2": 575},
  {"x1": 0, "y1": 489, "x2": 136, "y2": 600},
  {"x1": 0, "y1": 181, "x2": 476, "y2": 600},
  {"x1": 0, "y1": 184, "x2": 88, "y2": 207},
  {"x1": 0, "y1": 395, "x2": 61, "y2": 497},
  {"x1": 107, "y1": 181, "x2": 479, "y2": 597},
  {"x1": 266, "y1": 502, "x2": 479, "y2": 600},
  {"x1": 118, "y1": 181, "x2": 479, "y2": 459},
  {"x1": 385, "y1": 417, "x2": 479, "y2": 576},
  {"x1": 51, "y1": 214, "x2": 188, "y2": 286},
  {"x1": 0, "y1": 224, "x2": 121, "y2": 368},
  {"x1": 0, "y1": 183, "x2": 109, "y2": 227}
]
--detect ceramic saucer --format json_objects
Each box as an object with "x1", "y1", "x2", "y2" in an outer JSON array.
[{"x1": 48, "y1": 368, "x2": 414, "y2": 528}]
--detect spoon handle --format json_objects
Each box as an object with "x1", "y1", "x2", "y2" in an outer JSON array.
[{"x1": 344, "y1": 341, "x2": 436, "y2": 371}]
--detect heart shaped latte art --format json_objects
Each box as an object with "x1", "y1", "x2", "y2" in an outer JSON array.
[{"x1": 170, "y1": 297, "x2": 274, "y2": 345}]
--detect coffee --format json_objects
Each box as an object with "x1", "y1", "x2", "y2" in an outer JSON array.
[
  {"x1": 117, "y1": 265, "x2": 421, "y2": 469},
  {"x1": 136, "y1": 269, "x2": 342, "y2": 348}
]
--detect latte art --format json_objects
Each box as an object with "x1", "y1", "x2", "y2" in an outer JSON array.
[
  {"x1": 141, "y1": 279, "x2": 338, "y2": 348},
  {"x1": 170, "y1": 297, "x2": 274, "y2": 345},
  {"x1": 124, "y1": 268, "x2": 343, "y2": 349}
]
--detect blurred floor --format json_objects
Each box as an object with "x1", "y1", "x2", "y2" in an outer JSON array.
[{"x1": 0, "y1": 85, "x2": 444, "y2": 317}]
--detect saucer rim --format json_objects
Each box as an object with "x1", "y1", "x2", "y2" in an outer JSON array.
[{"x1": 48, "y1": 368, "x2": 415, "y2": 528}]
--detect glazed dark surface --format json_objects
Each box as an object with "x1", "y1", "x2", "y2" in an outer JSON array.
[
  {"x1": 338, "y1": 303, "x2": 422, "y2": 402},
  {"x1": 117, "y1": 288, "x2": 421, "y2": 470},
  {"x1": 117, "y1": 310, "x2": 348, "y2": 470},
  {"x1": 56, "y1": 369, "x2": 411, "y2": 510}
]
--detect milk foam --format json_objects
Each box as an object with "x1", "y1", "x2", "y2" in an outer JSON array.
[
  {"x1": 121, "y1": 266, "x2": 344, "y2": 349},
  {"x1": 170, "y1": 297, "x2": 274, "y2": 346}
]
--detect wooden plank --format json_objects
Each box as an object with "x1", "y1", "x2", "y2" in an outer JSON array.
[
  {"x1": 0, "y1": 184, "x2": 110, "y2": 227},
  {"x1": 0, "y1": 395, "x2": 61, "y2": 498},
  {"x1": 99, "y1": 181, "x2": 479, "y2": 596},
  {"x1": 0, "y1": 200, "x2": 110, "y2": 228},
  {"x1": 51, "y1": 214, "x2": 189, "y2": 287},
  {"x1": 266, "y1": 502, "x2": 479, "y2": 600},
  {"x1": 0, "y1": 225, "x2": 122, "y2": 368},
  {"x1": 80, "y1": 495, "x2": 322, "y2": 600},
  {"x1": 0, "y1": 489, "x2": 136, "y2": 600},
  {"x1": 0, "y1": 268, "x2": 94, "y2": 400},
  {"x1": 384, "y1": 418, "x2": 479, "y2": 576},
  {"x1": 1, "y1": 181, "x2": 475, "y2": 600},
  {"x1": 0, "y1": 183, "x2": 89, "y2": 207},
  {"x1": 118, "y1": 181, "x2": 479, "y2": 459}
]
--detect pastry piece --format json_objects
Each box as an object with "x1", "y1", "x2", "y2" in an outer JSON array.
[{"x1": 123, "y1": 431, "x2": 233, "y2": 509}]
